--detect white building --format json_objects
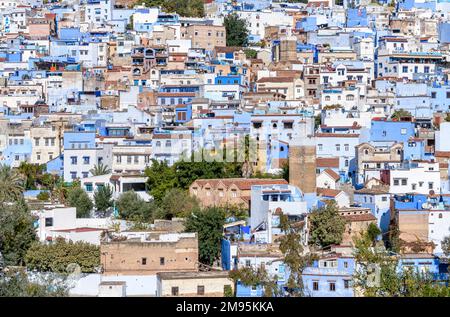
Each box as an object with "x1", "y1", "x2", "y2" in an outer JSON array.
[
  {"x1": 428, "y1": 209, "x2": 450, "y2": 255},
  {"x1": 250, "y1": 184, "x2": 308, "y2": 244},
  {"x1": 388, "y1": 161, "x2": 441, "y2": 195}
]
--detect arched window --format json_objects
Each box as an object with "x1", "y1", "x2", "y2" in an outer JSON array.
[
  {"x1": 325, "y1": 96, "x2": 330, "y2": 101},
  {"x1": 346, "y1": 95, "x2": 355, "y2": 101}
]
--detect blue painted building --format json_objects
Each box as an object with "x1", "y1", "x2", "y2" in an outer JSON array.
[
  {"x1": 302, "y1": 256, "x2": 355, "y2": 297},
  {"x1": 369, "y1": 119, "x2": 415, "y2": 144}
]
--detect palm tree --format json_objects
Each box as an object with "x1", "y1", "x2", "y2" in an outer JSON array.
[
  {"x1": 0, "y1": 164, "x2": 25, "y2": 203},
  {"x1": 90, "y1": 163, "x2": 111, "y2": 176}
]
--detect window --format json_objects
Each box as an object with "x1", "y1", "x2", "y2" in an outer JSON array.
[
  {"x1": 424, "y1": 66, "x2": 430, "y2": 73},
  {"x1": 34, "y1": 138, "x2": 40, "y2": 146},
  {"x1": 401, "y1": 179, "x2": 407, "y2": 186},
  {"x1": 344, "y1": 144, "x2": 349, "y2": 151},
  {"x1": 346, "y1": 95, "x2": 354, "y2": 101},
  {"x1": 382, "y1": 196, "x2": 388, "y2": 202},
  {"x1": 45, "y1": 217, "x2": 53, "y2": 227},
  {"x1": 313, "y1": 281, "x2": 319, "y2": 291},
  {"x1": 86, "y1": 184, "x2": 93, "y2": 192},
  {"x1": 318, "y1": 144, "x2": 323, "y2": 151},
  {"x1": 336, "y1": 144, "x2": 340, "y2": 152},
  {"x1": 70, "y1": 172, "x2": 77, "y2": 179},
  {"x1": 171, "y1": 287, "x2": 179, "y2": 296},
  {"x1": 116, "y1": 155, "x2": 122, "y2": 163},
  {"x1": 329, "y1": 282, "x2": 336, "y2": 291},
  {"x1": 345, "y1": 159, "x2": 349, "y2": 167},
  {"x1": 83, "y1": 156, "x2": 90, "y2": 165},
  {"x1": 402, "y1": 66, "x2": 408, "y2": 73},
  {"x1": 245, "y1": 260, "x2": 251, "y2": 267},
  {"x1": 160, "y1": 257, "x2": 165, "y2": 265},
  {"x1": 165, "y1": 140, "x2": 171, "y2": 147},
  {"x1": 71, "y1": 156, "x2": 77, "y2": 165},
  {"x1": 127, "y1": 156, "x2": 132, "y2": 164},
  {"x1": 142, "y1": 258, "x2": 147, "y2": 265},
  {"x1": 197, "y1": 285, "x2": 205, "y2": 295},
  {"x1": 428, "y1": 182, "x2": 433, "y2": 190},
  {"x1": 134, "y1": 156, "x2": 139, "y2": 164},
  {"x1": 82, "y1": 172, "x2": 88, "y2": 178},
  {"x1": 344, "y1": 280, "x2": 350, "y2": 289},
  {"x1": 344, "y1": 261, "x2": 348, "y2": 268},
  {"x1": 394, "y1": 179, "x2": 400, "y2": 186}
]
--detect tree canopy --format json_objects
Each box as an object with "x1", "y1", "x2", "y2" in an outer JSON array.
[
  {"x1": 154, "y1": 188, "x2": 200, "y2": 219},
  {"x1": 224, "y1": 13, "x2": 249, "y2": 47},
  {"x1": 184, "y1": 207, "x2": 226, "y2": 266},
  {"x1": 66, "y1": 187, "x2": 93, "y2": 218},
  {"x1": 139, "y1": 0, "x2": 204, "y2": 17},
  {"x1": 116, "y1": 190, "x2": 155, "y2": 222},
  {"x1": 0, "y1": 200, "x2": 37, "y2": 266},
  {"x1": 0, "y1": 164, "x2": 25, "y2": 203},
  {"x1": 94, "y1": 185, "x2": 114, "y2": 217},
  {"x1": 25, "y1": 238, "x2": 100, "y2": 273},
  {"x1": 308, "y1": 202, "x2": 346, "y2": 248}
]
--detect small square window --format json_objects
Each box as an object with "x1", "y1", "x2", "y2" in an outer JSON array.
[
  {"x1": 45, "y1": 217, "x2": 53, "y2": 227},
  {"x1": 142, "y1": 257, "x2": 147, "y2": 265},
  {"x1": 171, "y1": 287, "x2": 179, "y2": 296},
  {"x1": 160, "y1": 257, "x2": 165, "y2": 265},
  {"x1": 197, "y1": 285, "x2": 205, "y2": 295}
]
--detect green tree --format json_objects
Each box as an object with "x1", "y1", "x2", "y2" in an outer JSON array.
[
  {"x1": 0, "y1": 164, "x2": 24, "y2": 203},
  {"x1": 391, "y1": 109, "x2": 412, "y2": 121},
  {"x1": 308, "y1": 202, "x2": 346, "y2": 248},
  {"x1": 90, "y1": 163, "x2": 111, "y2": 176},
  {"x1": 185, "y1": 207, "x2": 225, "y2": 266},
  {"x1": 281, "y1": 163, "x2": 289, "y2": 182},
  {"x1": 0, "y1": 269, "x2": 69, "y2": 297},
  {"x1": 155, "y1": 188, "x2": 199, "y2": 219},
  {"x1": 145, "y1": 159, "x2": 176, "y2": 203},
  {"x1": 314, "y1": 114, "x2": 321, "y2": 129},
  {"x1": 25, "y1": 238, "x2": 100, "y2": 273},
  {"x1": 36, "y1": 191, "x2": 50, "y2": 201},
  {"x1": 116, "y1": 191, "x2": 155, "y2": 222},
  {"x1": 224, "y1": 13, "x2": 249, "y2": 47},
  {"x1": 0, "y1": 200, "x2": 37, "y2": 266},
  {"x1": 278, "y1": 215, "x2": 316, "y2": 296},
  {"x1": 353, "y1": 229, "x2": 450, "y2": 297},
  {"x1": 163, "y1": 0, "x2": 205, "y2": 17},
  {"x1": 94, "y1": 185, "x2": 114, "y2": 217},
  {"x1": 18, "y1": 162, "x2": 46, "y2": 190},
  {"x1": 244, "y1": 49, "x2": 257, "y2": 59},
  {"x1": 67, "y1": 187, "x2": 93, "y2": 218},
  {"x1": 140, "y1": 0, "x2": 204, "y2": 17},
  {"x1": 229, "y1": 266, "x2": 281, "y2": 297},
  {"x1": 367, "y1": 223, "x2": 382, "y2": 244}
]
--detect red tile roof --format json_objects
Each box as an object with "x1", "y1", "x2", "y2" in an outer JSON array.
[{"x1": 323, "y1": 168, "x2": 341, "y2": 181}]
